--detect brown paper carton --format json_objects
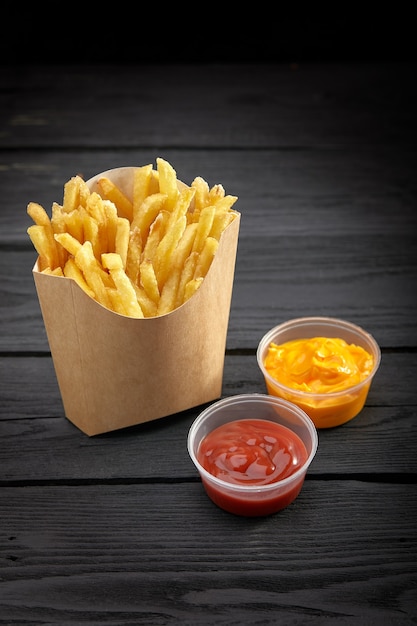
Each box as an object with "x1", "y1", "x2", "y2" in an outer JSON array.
[{"x1": 32, "y1": 167, "x2": 240, "y2": 435}]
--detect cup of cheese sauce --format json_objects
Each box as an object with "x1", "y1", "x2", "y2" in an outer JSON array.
[
  {"x1": 257, "y1": 317, "x2": 381, "y2": 429},
  {"x1": 187, "y1": 394, "x2": 318, "y2": 517}
]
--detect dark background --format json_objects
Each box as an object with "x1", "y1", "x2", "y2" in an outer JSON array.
[{"x1": 3, "y1": 10, "x2": 415, "y2": 65}]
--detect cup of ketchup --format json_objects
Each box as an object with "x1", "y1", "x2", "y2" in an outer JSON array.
[{"x1": 187, "y1": 394, "x2": 318, "y2": 517}]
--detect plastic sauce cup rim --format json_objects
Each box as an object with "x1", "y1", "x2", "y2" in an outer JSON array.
[
  {"x1": 256, "y1": 316, "x2": 381, "y2": 399},
  {"x1": 187, "y1": 393, "x2": 318, "y2": 494}
]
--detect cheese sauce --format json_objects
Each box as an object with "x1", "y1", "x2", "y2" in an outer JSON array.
[{"x1": 264, "y1": 336, "x2": 374, "y2": 394}]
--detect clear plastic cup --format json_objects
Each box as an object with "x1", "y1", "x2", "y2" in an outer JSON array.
[
  {"x1": 257, "y1": 317, "x2": 381, "y2": 429},
  {"x1": 187, "y1": 394, "x2": 318, "y2": 517}
]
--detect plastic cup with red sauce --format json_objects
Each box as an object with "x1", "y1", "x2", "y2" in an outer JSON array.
[{"x1": 187, "y1": 394, "x2": 318, "y2": 517}]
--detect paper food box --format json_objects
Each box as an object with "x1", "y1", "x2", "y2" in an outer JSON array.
[{"x1": 31, "y1": 164, "x2": 240, "y2": 436}]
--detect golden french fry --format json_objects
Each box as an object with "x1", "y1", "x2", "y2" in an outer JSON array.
[
  {"x1": 167, "y1": 186, "x2": 195, "y2": 229},
  {"x1": 212, "y1": 194, "x2": 238, "y2": 212},
  {"x1": 86, "y1": 193, "x2": 111, "y2": 257},
  {"x1": 175, "y1": 222, "x2": 198, "y2": 254},
  {"x1": 100, "y1": 252, "x2": 122, "y2": 271},
  {"x1": 54, "y1": 231, "x2": 82, "y2": 257},
  {"x1": 170, "y1": 222, "x2": 198, "y2": 270},
  {"x1": 85, "y1": 191, "x2": 106, "y2": 225},
  {"x1": 190, "y1": 176, "x2": 210, "y2": 219},
  {"x1": 209, "y1": 210, "x2": 236, "y2": 240},
  {"x1": 140, "y1": 258, "x2": 160, "y2": 304},
  {"x1": 62, "y1": 177, "x2": 80, "y2": 213},
  {"x1": 192, "y1": 205, "x2": 216, "y2": 254},
  {"x1": 55, "y1": 227, "x2": 111, "y2": 288},
  {"x1": 27, "y1": 225, "x2": 47, "y2": 264},
  {"x1": 80, "y1": 210, "x2": 100, "y2": 257},
  {"x1": 154, "y1": 214, "x2": 187, "y2": 289},
  {"x1": 107, "y1": 288, "x2": 129, "y2": 316},
  {"x1": 60, "y1": 208, "x2": 84, "y2": 242},
  {"x1": 97, "y1": 176, "x2": 133, "y2": 221},
  {"x1": 51, "y1": 202, "x2": 66, "y2": 234},
  {"x1": 75, "y1": 241, "x2": 112, "y2": 309},
  {"x1": 125, "y1": 226, "x2": 142, "y2": 285},
  {"x1": 157, "y1": 266, "x2": 181, "y2": 316},
  {"x1": 109, "y1": 286, "x2": 143, "y2": 318},
  {"x1": 27, "y1": 224, "x2": 59, "y2": 271},
  {"x1": 193, "y1": 236, "x2": 219, "y2": 280},
  {"x1": 102, "y1": 253, "x2": 144, "y2": 318},
  {"x1": 141, "y1": 210, "x2": 168, "y2": 262},
  {"x1": 133, "y1": 164, "x2": 153, "y2": 212},
  {"x1": 42, "y1": 266, "x2": 64, "y2": 277},
  {"x1": 27, "y1": 202, "x2": 61, "y2": 269},
  {"x1": 27, "y1": 201, "x2": 52, "y2": 227},
  {"x1": 149, "y1": 169, "x2": 160, "y2": 194},
  {"x1": 184, "y1": 277, "x2": 204, "y2": 302},
  {"x1": 63, "y1": 175, "x2": 90, "y2": 213},
  {"x1": 208, "y1": 183, "x2": 225, "y2": 203},
  {"x1": 115, "y1": 217, "x2": 130, "y2": 269},
  {"x1": 157, "y1": 223, "x2": 198, "y2": 314},
  {"x1": 156, "y1": 157, "x2": 179, "y2": 211},
  {"x1": 102, "y1": 200, "x2": 118, "y2": 253},
  {"x1": 63, "y1": 257, "x2": 95, "y2": 298},
  {"x1": 176, "y1": 251, "x2": 198, "y2": 307},
  {"x1": 132, "y1": 283, "x2": 158, "y2": 317},
  {"x1": 131, "y1": 192, "x2": 167, "y2": 241}
]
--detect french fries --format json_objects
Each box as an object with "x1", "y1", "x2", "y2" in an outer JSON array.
[{"x1": 27, "y1": 157, "x2": 238, "y2": 317}]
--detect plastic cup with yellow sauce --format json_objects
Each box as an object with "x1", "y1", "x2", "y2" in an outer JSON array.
[{"x1": 257, "y1": 317, "x2": 381, "y2": 428}]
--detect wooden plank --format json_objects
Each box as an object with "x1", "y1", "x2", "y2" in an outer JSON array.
[
  {"x1": 1, "y1": 235, "x2": 415, "y2": 350},
  {"x1": 0, "y1": 405, "x2": 416, "y2": 479},
  {"x1": 1, "y1": 350, "x2": 416, "y2": 478},
  {"x1": 2, "y1": 148, "x2": 417, "y2": 351},
  {"x1": 2, "y1": 147, "x2": 416, "y2": 245},
  {"x1": 0, "y1": 64, "x2": 416, "y2": 149},
  {"x1": 0, "y1": 482, "x2": 416, "y2": 623},
  {"x1": 0, "y1": 352, "x2": 415, "y2": 419}
]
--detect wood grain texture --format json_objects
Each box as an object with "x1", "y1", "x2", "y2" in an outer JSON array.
[
  {"x1": 0, "y1": 62, "x2": 416, "y2": 623},
  {"x1": 1, "y1": 483, "x2": 416, "y2": 624},
  {"x1": 1, "y1": 64, "x2": 415, "y2": 148}
]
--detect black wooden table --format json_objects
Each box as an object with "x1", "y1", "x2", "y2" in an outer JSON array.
[{"x1": 1, "y1": 62, "x2": 416, "y2": 625}]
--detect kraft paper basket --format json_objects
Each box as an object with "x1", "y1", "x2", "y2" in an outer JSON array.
[{"x1": 32, "y1": 167, "x2": 240, "y2": 435}]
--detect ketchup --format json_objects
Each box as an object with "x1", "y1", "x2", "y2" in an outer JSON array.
[{"x1": 197, "y1": 418, "x2": 309, "y2": 516}]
